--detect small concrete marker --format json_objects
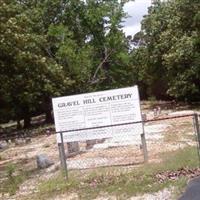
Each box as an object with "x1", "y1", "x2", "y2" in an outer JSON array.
[{"x1": 36, "y1": 154, "x2": 54, "y2": 169}]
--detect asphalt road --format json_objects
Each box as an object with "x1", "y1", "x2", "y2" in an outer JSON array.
[{"x1": 179, "y1": 176, "x2": 200, "y2": 200}]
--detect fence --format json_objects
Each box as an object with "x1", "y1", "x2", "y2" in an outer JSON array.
[
  {"x1": 0, "y1": 113, "x2": 200, "y2": 199},
  {"x1": 1, "y1": 114, "x2": 199, "y2": 171},
  {"x1": 57, "y1": 113, "x2": 200, "y2": 178}
]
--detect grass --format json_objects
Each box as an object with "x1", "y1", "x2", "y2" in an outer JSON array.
[
  {"x1": 29, "y1": 146, "x2": 199, "y2": 200},
  {"x1": 38, "y1": 172, "x2": 78, "y2": 198},
  {"x1": 0, "y1": 163, "x2": 29, "y2": 196},
  {"x1": 0, "y1": 173, "x2": 27, "y2": 195},
  {"x1": 164, "y1": 130, "x2": 182, "y2": 142},
  {"x1": 164, "y1": 120, "x2": 194, "y2": 143}
]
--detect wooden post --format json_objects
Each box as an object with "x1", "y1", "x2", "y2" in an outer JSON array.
[
  {"x1": 141, "y1": 133, "x2": 148, "y2": 163},
  {"x1": 59, "y1": 132, "x2": 68, "y2": 180},
  {"x1": 137, "y1": 85, "x2": 148, "y2": 163},
  {"x1": 58, "y1": 143, "x2": 64, "y2": 168},
  {"x1": 194, "y1": 114, "x2": 200, "y2": 167}
]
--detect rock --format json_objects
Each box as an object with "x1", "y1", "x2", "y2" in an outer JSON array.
[
  {"x1": 36, "y1": 154, "x2": 54, "y2": 169},
  {"x1": 0, "y1": 140, "x2": 8, "y2": 150}
]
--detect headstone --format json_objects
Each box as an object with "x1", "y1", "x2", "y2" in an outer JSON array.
[
  {"x1": 0, "y1": 141, "x2": 8, "y2": 150},
  {"x1": 14, "y1": 138, "x2": 24, "y2": 146},
  {"x1": 67, "y1": 142, "x2": 80, "y2": 155},
  {"x1": 157, "y1": 106, "x2": 161, "y2": 115},
  {"x1": 36, "y1": 154, "x2": 54, "y2": 169},
  {"x1": 86, "y1": 140, "x2": 97, "y2": 150},
  {"x1": 25, "y1": 138, "x2": 31, "y2": 144},
  {"x1": 46, "y1": 129, "x2": 51, "y2": 136},
  {"x1": 153, "y1": 108, "x2": 157, "y2": 117}
]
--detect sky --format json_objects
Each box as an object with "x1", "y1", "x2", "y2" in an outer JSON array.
[{"x1": 122, "y1": 0, "x2": 152, "y2": 36}]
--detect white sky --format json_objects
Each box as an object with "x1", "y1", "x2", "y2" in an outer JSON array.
[{"x1": 122, "y1": 0, "x2": 152, "y2": 36}]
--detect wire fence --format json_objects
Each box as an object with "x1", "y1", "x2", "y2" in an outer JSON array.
[
  {"x1": 0, "y1": 114, "x2": 200, "y2": 199},
  {"x1": 1, "y1": 114, "x2": 199, "y2": 169},
  {"x1": 56, "y1": 114, "x2": 200, "y2": 171}
]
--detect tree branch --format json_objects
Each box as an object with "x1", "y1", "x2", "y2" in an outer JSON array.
[{"x1": 90, "y1": 48, "x2": 113, "y2": 84}]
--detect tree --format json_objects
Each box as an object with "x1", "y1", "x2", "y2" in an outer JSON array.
[
  {"x1": 134, "y1": 0, "x2": 200, "y2": 101},
  {"x1": 40, "y1": 0, "x2": 133, "y2": 92},
  {"x1": 0, "y1": 0, "x2": 133, "y2": 127},
  {"x1": 0, "y1": 0, "x2": 73, "y2": 127}
]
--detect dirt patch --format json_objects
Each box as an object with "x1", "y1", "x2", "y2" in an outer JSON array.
[{"x1": 129, "y1": 187, "x2": 175, "y2": 200}]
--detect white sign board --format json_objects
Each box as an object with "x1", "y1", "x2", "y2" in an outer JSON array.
[{"x1": 52, "y1": 86, "x2": 143, "y2": 143}]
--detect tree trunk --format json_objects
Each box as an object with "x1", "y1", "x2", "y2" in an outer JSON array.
[
  {"x1": 17, "y1": 120, "x2": 22, "y2": 130},
  {"x1": 24, "y1": 117, "x2": 31, "y2": 128},
  {"x1": 45, "y1": 109, "x2": 53, "y2": 123}
]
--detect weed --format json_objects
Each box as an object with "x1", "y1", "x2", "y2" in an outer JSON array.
[
  {"x1": 6, "y1": 163, "x2": 16, "y2": 179},
  {"x1": 0, "y1": 164, "x2": 28, "y2": 196},
  {"x1": 36, "y1": 173, "x2": 78, "y2": 199}
]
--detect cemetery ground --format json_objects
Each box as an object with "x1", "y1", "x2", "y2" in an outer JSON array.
[{"x1": 0, "y1": 101, "x2": 200, "y2": 200}]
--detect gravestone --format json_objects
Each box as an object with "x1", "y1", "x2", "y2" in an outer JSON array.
[
  {"x1": 14, "y1": 138, "x2": 24, "y2": 146},
  {"x1": 36, "y1": 154, "x2": 54, "y2": 169},
  {"x1": 86, "y1": 139, "x2": 97, "y2": 150},
  {"x1": 25, "y1": 138, "x2": 31, "y2": 144},
  {"x1": 0, "y1": 141, "x2": 8, "y2": 150},
  {"x1": 157, "y1": 106, "x2": 161, "y2": 115},
  {"x1": 67, "y1": 142, "x2": 80, "y2": 155},
  {"x1": 153, "y1": 108, "x2": 158, "y2": 117}
]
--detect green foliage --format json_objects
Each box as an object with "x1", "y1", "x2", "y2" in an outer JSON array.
[
  {"x1": 6, "y1": 163, "x2": 16, "y2": 179},
  {"x1": 0, "y1": 163, "x2": 27, "y2": 196},
  {"x1": 133, "y1": 0, "x2": 200, "y2": 101},
  {"x1": 38, "y1": 173, "x2": 78, "y2": 199},
  {"x1": 1, "y1": 0, "x2": 199, "y2": 126},
  {"x1": 0, "y1": 0, "x2": 73, "y2": 125},
  {"x1": 0, "y1": 0, "x2": 132, "y2": 125}
]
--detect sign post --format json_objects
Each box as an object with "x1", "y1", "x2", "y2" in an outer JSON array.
[
  {"x1": 60, "y1": 132, "x2": 68, "y2": 180},
  {"x1": 193, "y1": 113, "x2": 200, "y2": 167},
  {"x1": 138, "y1": 89, "x2": 148, "y2": 163},
  {"x1": 141, "y1": 131, "x2": 148, "y2": 163},
  {"x1": 52, "y1": 86, "x2": 146, "y2": 170}
]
